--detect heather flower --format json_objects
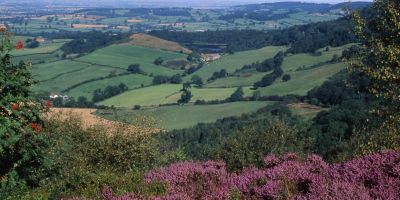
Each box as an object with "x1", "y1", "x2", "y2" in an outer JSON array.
[
  {"x1": 107, "y1": 151, "x2": 400, "y2": 199},
  {"x1": 263, "y1": 154, "x2": 281, "y2": 168}
]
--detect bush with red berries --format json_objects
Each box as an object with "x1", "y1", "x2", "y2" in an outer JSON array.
[{"x1": 0, "y1": 29, "x2": 49, "y2": 195}]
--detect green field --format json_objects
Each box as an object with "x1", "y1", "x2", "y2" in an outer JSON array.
[
  {"x1": 186, "y1": 46, "x2": 287, "y2": 81},
  {"x1": 205, "y1": 72, "x2": 270, "y2": 88},
  {"x1": 76, "y1": 45, "x2": 186, "y2": 76},
  {"x1": 98, "y1": 84, "x2": 251, "y2": 107},
  {"x1": 257, "y1": 62, "x2": 346, "y2": 96},
  {"x1": 102, "y1": 101, "x2": 272, "y2": 130},
  {"x1": 32, "y1": 60, "x2": 125, "y2": 94},
  {"x1": 282, "y1": 44, "x2": 355, "y2": 72},
  {"x1": 66, "y1": 73, "x2": 153, "y2": 98},
  {"x1": 11, "y1": 40, "x2": 68, "y2": 56}
]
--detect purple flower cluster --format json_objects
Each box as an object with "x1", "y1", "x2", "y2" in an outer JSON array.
[{"x1": 103, "y1": 151, "x2": 400, "y2": 200}]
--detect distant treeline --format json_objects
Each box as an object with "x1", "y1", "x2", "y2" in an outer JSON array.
[
  {"x1": 149, "y1": 17, "x2": 357, "y2": 54},
  {"x1": 26, "y1": 30, "x2": 130, "y2": 55},
  {"x1": 75, "y1": 8, "x2": 192, "y2": 17}
]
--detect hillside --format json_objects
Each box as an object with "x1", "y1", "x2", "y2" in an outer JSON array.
[{"x1": 123, "y1": 33, "x2": 192, "y2": 54}]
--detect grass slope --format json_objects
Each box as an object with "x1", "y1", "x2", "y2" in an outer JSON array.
[
  {"x1": 282, "y1": 44, "x2": 355, "y2": 72},
  {"x1": 11, "y1": 40, "x2": 69, "y2": 56},
  {"x1": 76, "y1": 45, "x2": 186, "y2": 76},
  {"x1": 66, "y1": 74, "x2": 153, "y2": 99},
  {"x1": 186, "y1": 46, "x2": 287, "y2": 81},
  {"x1": 257, "y1": 62, "x2": 346, "y2": 96},
  {"x1": 32, "y1": 60, "x2": 125, "y2": 93},
  {"x1": 103, "y1": 101, "x2": 272, "y2": 130},
  {"x1": 98, "y1": 84, "x2": 247, "y2": 107}
]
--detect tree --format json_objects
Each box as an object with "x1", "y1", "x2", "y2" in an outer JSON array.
[
  {"x1": 154, "y1": 57, "x2": 164, "y2": 65},
  {"x1": 350, "y1": 1, "x2": 400, "y2": 104},
  {"x1": 170, "y1": 74, "x2": 182, "y2": 84},
  {"x1": 227, "y1": 87, "x2": 244, "y2": 102},
  {"x1": 282, "y1": 74, "x2": 291, "y2": 82},
  {"x1": 348, "y1": 0, "x2": 400, "y2": 154},
  {"x1": 182, "y1": 82, "x2": 191, "y2": 91},
  {"x1": 127, "y1": 64, "x2": 143, "y2": 74},
  {"x1": 178, "y1": 90, "x2": 193, "y2": 105},
  {"x1": 153, "y1": 75, "x2": 169, "y2": 85},
  {"x1": 191, "y1": 75, "x2": 203, "y2": 87},
  {"x1": 0, "y1": 30, "x2": 49, "y2": 192}
]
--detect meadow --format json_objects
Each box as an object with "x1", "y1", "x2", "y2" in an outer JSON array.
[
  {"x1": 101, "y1": 101, "x2": 271, "y2": 130},
  {"x1": 98, "y1": 84, "x2": 246, "y2": 107},
  {"x1": 75, "y1": 45, "x2": 185, "y2": 76},
  {"x1": 257, "y1": 62, "x2": 346, "y2": 96},
  {"x1": 185, "y1": 46, "x2": 287, "y2": 81}
]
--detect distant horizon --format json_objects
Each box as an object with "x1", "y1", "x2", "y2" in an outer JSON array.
[{"x1": 2, "y1": 0, "x2": 373, "y2": 9}]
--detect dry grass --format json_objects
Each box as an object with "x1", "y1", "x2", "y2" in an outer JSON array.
[
  {"x1": 121, "y1": 33, "x2": 192, "y2": 54},
  {"x1": 127, "y1": 19, "x2": 144, "y2": 23},
  {"x1": 287, "y1": 103, "x2": 326, "y2": 119},
  {"x1": 45, "y1": 108, "x2": 160, "y2": 135}
]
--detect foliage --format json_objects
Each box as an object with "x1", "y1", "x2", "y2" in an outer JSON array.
[
  {"x1": 92, "y1": 83, "x2": 128, "y2": 102},
  {"x1": 190, "y1": 75, "x2": 203, "y2": 87},
  {"x1": 177, "y1": 90, "x2": 193, "y2": 105},
  {"x1": 350, "y1": 0, "x2": 400, "y2": 104},
  {"x1": 154, "y1": 57, "x2": 164, "y2": 66},
  {"x1": 226, "y1": 87, "x2": 244, "y2": 102},
  {"x1": 150, "y1": 16, "x2": 356, "y2": 53},
  {"x1": 157, "y1": 103, "x2": 305, "y2": 165},
  {"x1": 0, "y1": 30, "x2": 49, "y2": 196},
  {"x1": 282, "y1": 74, "x2": 291, "y2": 82},
  {"x1": 127, "y1": 64, "x2": 144, "y2": 74},
  {"x1": 60, "y1": 31, "x2": 128, "y2": 55}
]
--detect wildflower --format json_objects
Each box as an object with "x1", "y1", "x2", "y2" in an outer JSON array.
[
  {"x1": 11, "y1": 103, "x2": 19, "y2": 110},
  {"x1": 31, "y1": 123, "x2": 42, "y2": 133},
  {"x1": 16, "y1": 38, "x2": 24, "y2": 50},
  {"x1": 45, "y1": 100, "x2": 52, "y2": 109}
]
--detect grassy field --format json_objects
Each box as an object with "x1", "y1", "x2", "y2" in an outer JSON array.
[
  {"x1": 76, "y1": 45, "x2": 185, "y2": 76},
  {"x1": 282, "y1": 44, "x2": 355, "y2": 72},
  {"x1": 11, "y1": 40, "x2": 69, "y2": 56},
  {"x1": 98, "y1": 84, "x2": 249, "y2": 107},
  {"x1": 257, "y1": 62, "x2": 346, "y2": 96},
  {"x1": 205, "y1": 72, "x2": 270, "y2": 88},
  {"x1": 66, "y1": 74, "x2": 153, "y2": 98},
  {"x1": 186, "y1": 46, "x2": 287, "y2": 81},
  {"x1": 32, "y1": 60, "x2": 125, "y2": 94},
  {"x1": 102, "y1": 101, "x2": 272, "y2": 130}
]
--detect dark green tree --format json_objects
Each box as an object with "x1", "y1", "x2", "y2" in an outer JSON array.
[
  {"x1": 227, "y1": 87, "x2": 244, "y2": 102},
  {"x1": 178, "y1": 90, "x2": 193, "y2": 105},
  {"x1": 127, "y1": 64, "x2": 143, "y2": 74},
  {"x1": 154, "y1": 57, "x2": 164, "y2": 65},
  {"x1": 191, "y1": 75, "x2": 203, "y2": 87}
]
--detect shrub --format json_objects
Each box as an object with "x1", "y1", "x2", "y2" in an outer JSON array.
[{"x1": 0, "y1": 29, "x2": 49, "y2": 195}]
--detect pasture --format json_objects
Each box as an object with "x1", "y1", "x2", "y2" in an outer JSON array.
[
  {"x1": 101, "y1": 101, "x2": 272, "y2": 130},
  {"x1": 185, "y1": 46, "x2": 287, "y2": 81},
  {"x1": 32, "y1": 60, "x2": 125, "y2": 93},
  {"x1": 98, "y1": 84, "x2": 248, "y2": 107},
  {"x1": 76, "y1": 45, "x2": 186, "y2": 76},
  {"x1": 66, "y1": 74, "x2": 153, "y2": 99},
  {"x1": 257, "y1": 62, "x2": 346, "y2": 96}
]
